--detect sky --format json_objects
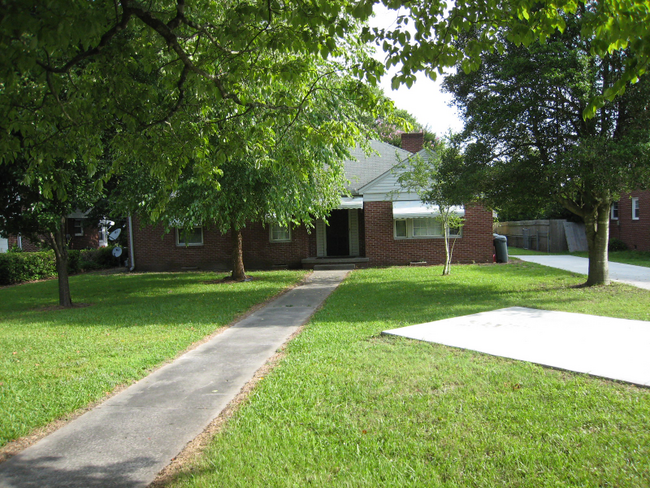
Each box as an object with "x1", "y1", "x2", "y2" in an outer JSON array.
[{"x1": 368, "y1": 6, "x2": 464, "y2": 137}]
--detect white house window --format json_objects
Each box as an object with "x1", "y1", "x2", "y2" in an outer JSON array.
[
  {"x1": 412, "y1": 218, "x2": 441, "y2": 237},
  {"x1": 176, "y1": 227, "x2": 203, "y2": 246},
  {"x1": 394, "y1": 218, "x2": 461, "y2": 239},
  {"x1": 632, "y1": 197, "x2": 640, "y2": 220},
  {"x1": 611, "y1": 201, "x2": 619, "y2": 220},
  {"x1": 73, "y1": 219, "x2": 84, "y2": 236},
  {"x1": 270, "y1": 224, "x2": 291, "y2": 243},
  {"x1": 395, "y1": 220, "x2": 407, "y2": 238}
]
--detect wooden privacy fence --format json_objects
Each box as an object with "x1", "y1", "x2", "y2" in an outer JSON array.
[{"x1": 494, "y1": 220, "x2": 588, "y2": 253}]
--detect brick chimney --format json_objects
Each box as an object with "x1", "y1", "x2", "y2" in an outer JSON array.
[{"x1": 401, "y1": 132, "x2": 425, "y2": 153}]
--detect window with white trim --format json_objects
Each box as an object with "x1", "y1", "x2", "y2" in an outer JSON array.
[
  {"x1": 270, "y1": 224, "x2": 291, "y2": 243},
  {"x1": 73, "y1": 219, "x2": 84, "y2": 236},
  {"x1": 610, "y1": 201, "x2": 619, "y2": 220},
  {"x1": 176, "y1": 227, "x2": 203, "y2": 246},
  {"x1": 394, "y1": 218, "x2": 461, "y2": 239},
  {"x1": 632, "y1": 197, "x2": 640, "y2": 220}
]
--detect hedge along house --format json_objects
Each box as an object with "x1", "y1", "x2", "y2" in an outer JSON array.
[{"x1": 128, "y1": 133, "x2": 494, "y2": 272}]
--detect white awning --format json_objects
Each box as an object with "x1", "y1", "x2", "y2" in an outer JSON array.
[
  {"x1": 339, "y1": 197, "x2": 364, "y2": 209},
  {"x1": 392, "y1": 201, "x2": 464, "y2": 219}
]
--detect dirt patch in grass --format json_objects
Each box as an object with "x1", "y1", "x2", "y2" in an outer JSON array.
[{"x1": 202, "y1": 275, "x2": 260, "y2": 285}]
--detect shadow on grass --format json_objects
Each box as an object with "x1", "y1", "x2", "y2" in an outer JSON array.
[{"x1": 314, "y1": 262, "x2": 640, "y2": 328}]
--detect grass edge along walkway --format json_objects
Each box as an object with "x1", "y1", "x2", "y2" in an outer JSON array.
[
  {"x1": 0, "y1": 270, "x2": 347, "y2": 488},
  {"x1": 0, "y1": 270, "x2": 308, "y2": 454},
  {"x1": 164, "y1": 263, "x2": 650, "y2": 488}
]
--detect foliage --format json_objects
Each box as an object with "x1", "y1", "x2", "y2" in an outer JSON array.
[
  {"x1": 0, "y1": 252, "x2": 56, "y2": 286},
  {"x1": 113, "y1": 63, "x2": 382, "y2": 279},
  {"x1": 372, "y1": 0, "x2": 650, "y2": 117},
  {"x1": 0, "y1": 0, "x2": 385, "y2": 199},
  {"x1": 0, "y1": 270, "x2": 307, "y2": 447},
  {"x1": 0, "y1": 250, "x2": 85, "y2": 286},
  {"x1": 0, "y1": 247, "x2": 126, "y2": 286},
  {"x1": 495, "y1": 201, "x2": 580, "y2": 223},
  {"x1": 608, "y1": 238, "x2": 629, "y2": 252},
  {"x1": 2, "y1": 1, "x2": 645, "y2": 199},
  {"x1": 442, "y1": 15, "x2": 650, "y2": 285},
  {"x1": 165, "y1": 265, "x2": 650, "y2": 487},
  {"x1": 79, "y1": 246, "x2": 127, "y2": 270}
]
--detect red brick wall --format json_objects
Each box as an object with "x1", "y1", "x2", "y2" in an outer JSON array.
[
  {"x1": 364, "y1": 202, "x2": 494, "y2": 266},
  {"x1": 132, "y1": 203, "x2": 494, "y2": 271},
  {"x1": 7, "y1": 235, "x2": 41, "y2": 252},
  {"x1": 609, "y1": 191, "x2": 650, "y2": 251},
  {"x1": 131, "y1": 217, "x2": 313, "y2": 272},
  {"x1": 66, "y1": 219, "x2": 100, "y2": 250}
]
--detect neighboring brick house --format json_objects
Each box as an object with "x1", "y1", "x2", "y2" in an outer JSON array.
[
  {"x1": 129, "y1": 133, "x2": 494, "y2": 271},
  {"x1": 0, "y1": 211, "x2": 103, "y2": 253},
  {"x1": 610, "y1": 191, "x2": 650, "y2": 251}
]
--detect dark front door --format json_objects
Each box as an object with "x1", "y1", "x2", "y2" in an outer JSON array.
[{"x1": 326, "y1": 210, "x2": 349, "y2": 257}]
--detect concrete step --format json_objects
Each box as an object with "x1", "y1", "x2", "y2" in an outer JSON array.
[{"x1": 313, "y1": 264, "x2": 356, "y2": 271}]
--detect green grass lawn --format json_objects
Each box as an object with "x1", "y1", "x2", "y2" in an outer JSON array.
[
  {"x1": 167, "y1": 263, "x2": 650, "y2": 487},
  {"x1": 0, "y1": 270, "x2": 307, "y2": 448},
  {"x1": 509, "y1": 246, "x2": 650, "y2": 267}
]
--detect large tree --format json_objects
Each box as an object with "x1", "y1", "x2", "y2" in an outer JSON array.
[
  {"x1": 111, "y1": 63, "x2": 381, "y2": 280},
  {"x1": 2, "y1": 1, "x2": 648, "y2": 193},
  {"x1": 443, "y1": 17, "x2": 650, "y2": 285}
]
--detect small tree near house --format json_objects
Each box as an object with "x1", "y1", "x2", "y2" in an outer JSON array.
[
  {"x1": 0, "y1": 158, "x2": 106, "y2": 307},
  {"x1": 395, "y1": 140, "x2": 468, "y2": 275}
]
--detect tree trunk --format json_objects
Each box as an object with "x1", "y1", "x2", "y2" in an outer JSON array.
[
  {"x1": 51, "y1": 217, "x2": 73, "y2": 307},
  {"x1": 442, "y1": 225, "x2": 451, "y2": 276},
  {"x1": 584, "y1": 202, "x2": 610, "y2": 286},
  {"x1": 230, "y1": 225, "x2": 247, "y2": 281}
]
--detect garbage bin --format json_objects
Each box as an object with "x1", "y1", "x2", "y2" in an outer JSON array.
[{"x1": 493, "y1": 234, "x2": 508, "y2": 263}]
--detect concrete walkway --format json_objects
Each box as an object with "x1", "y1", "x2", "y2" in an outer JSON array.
[
  {"x1": 0, "y1": 270, "x2": 349, "y2": 488},
  {"x1": 511, "y1": 254, "x2": 650, "y2": 290}
]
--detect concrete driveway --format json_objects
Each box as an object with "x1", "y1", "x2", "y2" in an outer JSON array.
[{"x1": 511, "y1": 254, "x2": 650, "y2": 290}]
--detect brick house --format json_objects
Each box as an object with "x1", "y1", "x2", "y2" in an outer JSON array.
[
  {"x1": 128, "y1": 133, "x2": 494, "y2": 271},
  {"x1": 609, "y1": 191, "x2": 650, "y2": 251},
  {"x1": 0, "y1": 211, "x2": 105, "y2": 253}
]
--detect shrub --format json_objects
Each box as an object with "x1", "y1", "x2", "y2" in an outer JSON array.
[
  {"x1": 0, "y1": 245, "x2": 127, "y2": 286},
  {"x1": 80, "y1": 245, "x2": 127, "y2": 270},
  {"x1": 608, "y1": 238, "x2": 629, "y2": 252},
  {"x1": 0, "y1": 251, "x2": 56, "y2": 286}
]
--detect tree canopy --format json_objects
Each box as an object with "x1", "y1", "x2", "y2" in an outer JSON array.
[
  {"x1": 372, "y1": 0, "x2": 650, "y2": 118},
  {"x1": 443, "y1": 15, "x2": 650, "y2": 285}
]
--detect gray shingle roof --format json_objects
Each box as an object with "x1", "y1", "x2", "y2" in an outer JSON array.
[{"x1": 344, "y1": 140, "x2": 412, "y2": 195}]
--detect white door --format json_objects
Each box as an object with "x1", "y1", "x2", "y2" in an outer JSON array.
[{"x1": 0, "y1": 237, "x2": 8, "y2": 253}]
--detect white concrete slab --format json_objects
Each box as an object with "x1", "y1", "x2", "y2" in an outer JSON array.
[{"x1": 384, "y1": 307, "x2": 650, "y2": 387}]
